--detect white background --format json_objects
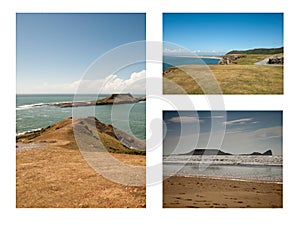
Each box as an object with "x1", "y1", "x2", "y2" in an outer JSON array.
[{"x1": 1, "y1": 0, "x2": 300, "y2": 224}]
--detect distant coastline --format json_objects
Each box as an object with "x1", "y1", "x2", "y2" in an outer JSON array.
[{"x1": 164, "y1": 55, "x2": 222, "y2": 59}]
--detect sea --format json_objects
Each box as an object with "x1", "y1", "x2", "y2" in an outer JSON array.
[
  {"x1": 163, "y1": 155, "x2": 283, "y2": 182},
  {"x1": 16, "y1": 94, "x2": 146, "y2": 140},
  {"x1": 163, "y1": 56, "x2": 220, "y2": 70}
]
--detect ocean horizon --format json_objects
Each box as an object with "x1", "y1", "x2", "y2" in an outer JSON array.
[{"x1": 16, "y1": 94, "x2": 146, "y2": 140}]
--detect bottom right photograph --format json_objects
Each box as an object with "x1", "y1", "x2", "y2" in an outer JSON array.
[{"x1": 163, "y1": 111, "x2": 282, "y2": 208}]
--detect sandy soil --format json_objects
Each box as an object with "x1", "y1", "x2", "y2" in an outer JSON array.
[{"x1": 163, "y1": 176, "x2": 282, "y2": 208}]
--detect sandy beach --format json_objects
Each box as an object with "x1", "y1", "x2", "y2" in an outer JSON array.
[{"x1": 163, "y1": 176, "x2": 282, "y2": 208}]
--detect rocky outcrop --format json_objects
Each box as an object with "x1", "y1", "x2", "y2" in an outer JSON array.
[
  {"x1": 184, "y1": 149, "x2": 232, "y2": 156},
  {"x1": 181, "y1": 149, "x2": 273, "y2": 156},
  {"x1": 138, "y1": 96, "x2": 146, "y2": 102},
  {"x1": 163, "y1": 67, "x2": 179, "y2": 75},
  {"x1": 45, "y1": 93, "x2": 145, "y2": 108},
  {"x1": 268, "y1": 57, "x2": 283, "y2": 64},
  {"x1": 96, "y1": 93, "x2": 139, "y2": 105},
  {"x1": 218, "y1": 55, "x2": 245, "y2": 65},
  {"x1": 248, "y1": 150, "x2": 273, "y2": 156}
]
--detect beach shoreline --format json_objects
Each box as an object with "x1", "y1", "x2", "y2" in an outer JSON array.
[{"x1": 163, "y1": 175, "x2": 282, "y2": 208}]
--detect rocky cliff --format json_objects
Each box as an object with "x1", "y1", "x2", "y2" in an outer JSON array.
[
  {"x1": 218, "y1": 55, "x2": 245, "y2": 65},
  {"x1": 17, "y1": 116, "x2": 146, "y2": 154}
]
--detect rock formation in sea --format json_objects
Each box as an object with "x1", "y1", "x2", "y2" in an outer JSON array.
[
  {"x1": 247, "y1": 149, "x2": 273, "y2": 156},
  {"x1": 181, "y1": 149, "x2": 273, "y2": 156},
  {"x1": 185, "y1": 149, "x2": 232, "y2": 155},
  {"x1": 44, "y1": 93, "x2": 146, "y2": 108}
]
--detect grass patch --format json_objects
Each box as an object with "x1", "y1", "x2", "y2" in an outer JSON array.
[
  {"x1": 16, "y1": 147, "x2": 146, "y2": 207},
  {"x1": 163, "y1": 64, "x2": 283, "y2": 94}
]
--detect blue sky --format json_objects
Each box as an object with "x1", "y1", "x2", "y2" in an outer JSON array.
[
  {"x1": 163, "y1": 111, "x2": 282, "y2": 155},
  {"x1": 17, "y1": 13, "x2": 146, "y2": 94},
  {"x1": 163, "y1": 13, "x2": 283, "y2": 55}
]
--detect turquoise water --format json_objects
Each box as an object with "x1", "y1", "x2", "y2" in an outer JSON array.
[
  {"x1": 16, "y1": 94, "x2": 146, "y2": 140},
  {"x1": 163, "y1": 56, "x2": 220, "y2": 70}
]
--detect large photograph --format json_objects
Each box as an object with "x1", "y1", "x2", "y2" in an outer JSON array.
[{"x1": 16, "y1": 13, "x2": 146, "y2": 208}]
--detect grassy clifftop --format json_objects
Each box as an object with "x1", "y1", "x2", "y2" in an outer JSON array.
[{"x1": 227, "y1": 47, "x2": 283, "y2": 55}]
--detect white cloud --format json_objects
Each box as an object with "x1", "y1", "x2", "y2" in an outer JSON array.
[
  {"x1": 168, "y1": 116, "x2": 203, "y2": 124},
  {"x1": 224, "y1": 118, "x2": 253, "y2": 125},
  {"x1": 251, "y1": 126, "x2": 282, "y2": 140},
  {"x1": 163, "y1": 48, "x2": 189, "y2": 54},
  {"x1": 99, "y1": 70, "x2": 145, "y2": 94},
  {"x1": 18, "y1": 70, "x2": 145, "y2": 94}
]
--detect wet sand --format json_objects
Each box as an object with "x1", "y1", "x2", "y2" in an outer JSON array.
[{"x1": 163, "y1": 176, "x2": 282, "y2": 208}]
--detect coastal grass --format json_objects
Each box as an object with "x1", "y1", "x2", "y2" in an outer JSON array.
[{"x1": 163, "y1": 64, "x2": 283, "y2": 94}]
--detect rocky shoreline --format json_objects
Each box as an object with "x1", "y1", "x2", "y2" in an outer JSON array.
[{"x1": 218, "y1": 55, "x2": 245, "y2": 65}]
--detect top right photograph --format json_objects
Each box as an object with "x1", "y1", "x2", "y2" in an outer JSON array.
[{"x1": 163, "y1": 13, "x2": 283, "y2": 94}]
